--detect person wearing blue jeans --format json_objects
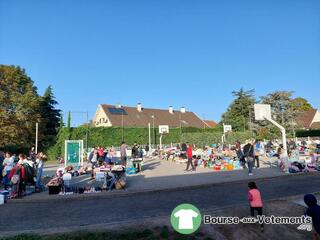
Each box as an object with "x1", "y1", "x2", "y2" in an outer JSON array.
[{"x1": 36, "y1": 154, "x2": 46, "y2": 192}]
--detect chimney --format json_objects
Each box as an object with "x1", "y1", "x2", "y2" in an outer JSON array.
[
  {"x1": 169, "y1": 106, "x2": 174, "y2": 114},
  {"x1": 180, "y1": 106, "x2": 186, "y2": 113},
  {"x1": 137, "y1": 103, "x2": 142, "y2": 112}
]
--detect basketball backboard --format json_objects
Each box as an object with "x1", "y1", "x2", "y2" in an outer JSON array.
[
  {"x1": 159, "y1": 125, "x2": 169, "y2": 134},
  {"x1": 223, "y1": 125, "x2": 232, "y2": 133},
  {"x1": 254, "y1": 104, "x2": 271, "y2": 121}
]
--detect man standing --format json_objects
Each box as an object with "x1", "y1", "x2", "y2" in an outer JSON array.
[
  {"x1": 181, "y1": 142, "x2": 187, "y2": 159},
  {"x1": 254, "y1": 140, "x2": 261, "y2": 168},
  {"x1": 184, "y1": 143, "x2": 195, "y2": 172},
  {"x1": 243, "y1": 140, "x2": 254, "y2": 176},
  {"x1": 120, "y1": 141, "x2": 128, "y2": 167},
  {"x1": 145, "y1": 145, "x2": 150, "y2": 157}
]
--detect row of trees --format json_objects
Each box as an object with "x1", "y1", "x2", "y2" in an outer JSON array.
[
  {"x1": 0, "y1": 64, "x2": 315, "y2": 154},
  {"x1": 221, "y1": 88, "x2": 313, "y2": 139},
  {"x1": 0, "y1": 65, "x2": 61, "y2": 152}
]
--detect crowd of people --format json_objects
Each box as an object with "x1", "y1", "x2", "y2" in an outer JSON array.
[
  {"x1": 0, "y1": 147, "x2": 46, "y2": 198},
  {"x1": 159, "y1": 138, "x2": 320, "y2": 176},
  {"x1": 87, "y1": 141, "x2": 146, "y2": 179}
]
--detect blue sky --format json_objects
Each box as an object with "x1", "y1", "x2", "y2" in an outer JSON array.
[{"x1": 1, "y1": 0, "x2": 319, "y2": 126}]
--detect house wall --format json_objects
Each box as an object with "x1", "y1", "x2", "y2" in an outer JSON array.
[
  {"x1": 312, "y1": 110, "x2": 320, "y2": 124},
  {"x1": 93, "y1": 105, "x2": 112, "y2": 127}
]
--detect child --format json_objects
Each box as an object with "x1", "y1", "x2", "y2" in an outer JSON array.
[
  {"x1": 248, "y1": 181, "x2": 264, "y2": 232},
  {"x1": 304, "y1": 194, "x2": 320, "y2": 239}
]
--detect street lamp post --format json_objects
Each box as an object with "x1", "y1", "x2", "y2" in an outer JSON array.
[
  {"x1": 151, "y1": 114, "x2": 155, "y2": 148},
  {"x1": 121, "y1": 111, "x2": 124, "y2": 142}
]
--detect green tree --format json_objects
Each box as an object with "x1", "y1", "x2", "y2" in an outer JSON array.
[
  {"x1": 221, "y1": 88, "x2": 256, "y2": 131},
  {"x1": 39, "y1": 85, "x2": 61, "y2": 149},
  {"x1": 0, "y1": 65, "x2": 41, "y2": 150},
  {"x1": 260, "y1": 91, "x2": 301, "y2": 137},
  {"x1": 67, "y1": 111, "x2": 71, "y2": 129},
  {"x1": 291, "y1": 97, "x2": 313, "y2": 111}
]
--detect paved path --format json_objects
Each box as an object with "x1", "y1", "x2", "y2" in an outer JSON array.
[
  {"x1": 1, "y1": 173, "x2": 320, "y2": 236},
  {"x1": 24, "y1": 157, "x2": 283, "y2": 202}
]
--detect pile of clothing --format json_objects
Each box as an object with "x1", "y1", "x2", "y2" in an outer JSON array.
[
  {"x1": 46, "y1": 177, "x2": 63, "y2": 195},
  {"x1": 7, "y1": 162, "x2": 36, "y2": 198}
]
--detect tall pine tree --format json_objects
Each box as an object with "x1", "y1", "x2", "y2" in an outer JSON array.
[
  {"x1": 221, "y1": 88, "x2": 256, "y2": 131},
  {"x1": 39, "y1": 85, "x2": 61, "y2": 149}
]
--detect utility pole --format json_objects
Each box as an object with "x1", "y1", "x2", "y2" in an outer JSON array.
[
  {"x1": 121, "y1": 111, "x2": 124, "y2": 142},
  {"x1": 148, "y1": 123, "x2": 151, "y2": 150},
  {"x1": 86, "y1": 111, "x2": 89, "y2": 151},
  {"x1": 35, "y1": 122, "x2": 39, "y2": 154},
  {"x1": 152, "y1": 114, "x2": 155, "y2": 148},
  {"x1": 249, "y1": 107, "x2": 253, "y2": 137}
]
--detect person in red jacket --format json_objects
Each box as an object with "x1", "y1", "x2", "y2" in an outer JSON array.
[
  {"x1": 248, "y1": 181, "x2": 264, "y2": 232},
  {"x1": 184, "y1": 143, "x2": 195, "y2": 172}
]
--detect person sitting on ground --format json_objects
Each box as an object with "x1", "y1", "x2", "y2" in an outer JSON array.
[
  {"x1": 248, "y1": 181, "x2": 264, "y2": 232},
  {"x1": 304, "y1": 194, "x2": 320, "y2": 239}
]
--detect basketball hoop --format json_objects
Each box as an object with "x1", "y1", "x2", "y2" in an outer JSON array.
[{"x1": 159, "y1": 125, "x2": 169, "y2": 149}]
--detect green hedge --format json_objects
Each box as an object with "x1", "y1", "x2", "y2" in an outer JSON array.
[
  {"x1": 47, "y1": 126, "x2": 253, "y2": 160},
  {"x1": 181, "y1": 131, "x2": 252, "y2": 147},
  {"x1": 296, "y1": 129, "x2": 320, "y2": 137}
]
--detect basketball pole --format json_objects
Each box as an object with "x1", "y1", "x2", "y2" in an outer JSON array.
[
  {"x1": 265, "y1": 117, "x2": 288, "y2": 156},
  {"x1": 160, "y1": 134, "x2": 163, "y2": 150},
  {"x1": 148, "y1": 122, "x2": 151, "y2": 151}
]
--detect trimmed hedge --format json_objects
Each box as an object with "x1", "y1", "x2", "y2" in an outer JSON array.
[
  {"x1": 47, "y1": 126, "x2": 253, "y2": 160},
  {"x1": 296, "y1": 129, "x2": 320, "y2": 137},
  {"x1": 181, "y1": 131, "x2": 252, "y2": 147}
]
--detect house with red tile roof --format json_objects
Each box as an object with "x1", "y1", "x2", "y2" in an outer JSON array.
[
  {"x1": 93, "y1": 103, "x2": 207, "y2": 128},
  {"x1": 296, "y1": 109, "x2": 320, "y2": 129},
  {"x1": 203, "y1": 120, "x2": 218, "y2": 128}
]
